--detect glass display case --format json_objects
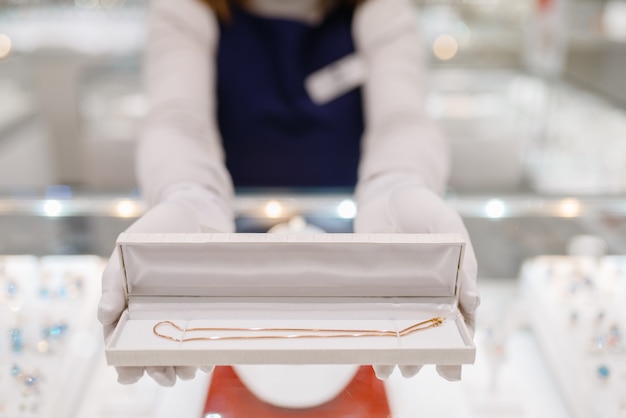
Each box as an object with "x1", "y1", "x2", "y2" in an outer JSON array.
[
  {"x1": 3, "y1": 191, "x2": 626, "y2": 417},
  {"x1": 0, "y1": 56, "x2": 53, "y2": 189}
]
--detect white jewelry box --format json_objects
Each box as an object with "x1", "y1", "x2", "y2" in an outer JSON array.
[{"x1": 105, "y1": 233, "x2": 476, "y2": 367}]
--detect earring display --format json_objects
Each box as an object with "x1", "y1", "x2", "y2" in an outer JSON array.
[
  {"x1": 0, "y1": 255, "x2": 105, "y2": 418},
  {"x1": 520, "y1": 255, "x2": 626, "y2": 418}
]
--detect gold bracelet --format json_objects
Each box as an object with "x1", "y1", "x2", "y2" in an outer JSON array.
[{"x1": 152, "y1": 317, "x2": 445, "y2": 343}]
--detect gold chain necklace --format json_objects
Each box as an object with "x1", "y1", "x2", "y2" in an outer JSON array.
[{"x1": 152, "y1": 317, "x2": 445, "y2": 342}]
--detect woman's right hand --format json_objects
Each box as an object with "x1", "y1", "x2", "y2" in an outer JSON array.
[{"x1": 97, "y1": 186, "x2": 234, "y2": 386}]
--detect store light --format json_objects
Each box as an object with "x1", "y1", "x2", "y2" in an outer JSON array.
[
  {"x1": 337, "y1": 199, "x2": 357, "y2": 219},
  {"x1": 559, "y1": 198, "x2": 581, "y2": 218},
  {"x1": 114, "y1": 199, "x2": 140, "y2": 218},
  {"x1": 204, "y1": 414, "x2": 222, "y2": 418},
  {"x1": 0, "y1": 34, "x2": 12, "y2": 60},
  {"x1": 43, "y1": 200, "x2": 63, "y2": 217},
  {"x1": 484, "y1": 199, "x2": 506, "y2": 218},
  {"x1": 433, "y1": 34, "x2": 459, "y2": 61},
  {"x1": 264, "y1": 200, "x2": 283, "y2": 218}
]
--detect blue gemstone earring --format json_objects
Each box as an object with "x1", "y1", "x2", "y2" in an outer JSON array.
[
  {"x1": 9, "y1": 327, "x2": 23, "y2": 353},
  {"x1": 42, "y1": 323, "x2": 68, "y2": 340},
  {"x1": 597, "y1": 364, "x2": 610, "y2": 380},
  {"x1": 11, "y1": 364, "x2": 42, "y2": 396}
]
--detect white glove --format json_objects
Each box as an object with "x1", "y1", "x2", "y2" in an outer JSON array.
[
  {"x1": 97, "y1": 186, "x2": 234, "y2": 386},
  {"x1": 354, "y1": 184, "x2": 480, "y2": 381}
]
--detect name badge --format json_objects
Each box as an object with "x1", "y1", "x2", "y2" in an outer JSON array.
[{"x1": 305, "y1": 53, "x2": 367, "y2": 105}]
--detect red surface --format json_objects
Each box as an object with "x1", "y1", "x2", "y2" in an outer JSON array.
[
  {"x1": 538, "y1": 0, "x2": 553, "y2": 11},
  {"x1": 203, "y1": 366, "x2": 391, "y2": 418}
]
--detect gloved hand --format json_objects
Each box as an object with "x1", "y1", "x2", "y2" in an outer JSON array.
[
  {"x1": 354, "y1": 184, "x2": 480, "y2": 381},
  {"x1": 97, "y1": 186, "x2": 234, "y2": 386}
]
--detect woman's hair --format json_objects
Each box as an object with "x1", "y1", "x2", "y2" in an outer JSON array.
[{"x1": 199, "y1": 0, "x2": 365, "y2": 22}]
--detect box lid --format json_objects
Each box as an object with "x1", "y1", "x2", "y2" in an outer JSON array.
[{"x1": 116, "y1": 232, "x2": 464, "y2": 299}]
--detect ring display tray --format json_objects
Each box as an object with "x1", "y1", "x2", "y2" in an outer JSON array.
[
  {"x1": 105, "y1": 233, "x2": 475, "y2": 367},
  {"x1": 0, "y1": 254, "x2": 104, "y2": 418},
  {"x1": 520, "y1": 256, "x2": 626, "y2": 418}
]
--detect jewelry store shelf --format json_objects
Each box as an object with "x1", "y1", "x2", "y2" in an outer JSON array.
[
  {"x1": 1, "y1": 193, "x2": 626, "y2": 219},
  {"x1": 1, "y1": 192, "x2": 625, "y2": 279}
]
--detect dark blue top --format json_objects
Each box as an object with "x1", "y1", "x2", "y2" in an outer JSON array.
[{"x1": 216, "y1": 4, "x2": 364, "y2": 188}]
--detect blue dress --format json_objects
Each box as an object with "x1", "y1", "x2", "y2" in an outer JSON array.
[{"x1": 216, "y1": 4, "x2": 364, "y2": 189}]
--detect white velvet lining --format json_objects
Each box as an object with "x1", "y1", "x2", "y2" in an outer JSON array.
[
  {"x1": 118, "y1": 233, "x2": 463, "y2": 298},
  {"x1": 109, "y1": 313, "x2": 470, "y2": 366},
  {"x1": 118, "y1": 317, "x2": 465, "y2": 349},
  {"x1": 106, "y1": 303, "x2": 474, "y2": 366}
]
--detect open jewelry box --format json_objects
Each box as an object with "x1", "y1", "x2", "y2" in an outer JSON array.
[{"x1": 105, "y1": 233, "x2": 476, "y2": 367}]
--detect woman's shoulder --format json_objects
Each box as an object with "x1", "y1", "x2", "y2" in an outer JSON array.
[
  {"x1": 353, "y1": 0, "x2": 418, "y2": 47},
  {"x1": 148, "y1": 0, "x2": 219, "y2": 42}
]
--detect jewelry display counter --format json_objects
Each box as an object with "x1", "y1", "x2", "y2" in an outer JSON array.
[
  {"x1": 0, "y1": 254, "x2": 104, "y2": 417},
  {"x1": 68, "y1": 65, "x2": 626, "y2": 194},
  {"x1": 2, "y1": 192, "x2": 626, "y2": 417},
  {"x1": 0, "y1": 79, "x2": 35, "y2": 133},
  {"x1": 0, "y1": 75, "x2": 54, "y2": 190},
  {"x1": 72, "y1": 277, "x2": 572, "y2": 418},
  {"x1": 521, "y1": 256, "x2": 626, "y2": 418}
]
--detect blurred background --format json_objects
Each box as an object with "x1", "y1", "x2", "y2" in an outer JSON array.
[
  {"x1": 0, "y1": 0, "x2": 625, "y2": 192},
  {"x1": 1, "y1": 0, "x2": 626, "y2": 274}
]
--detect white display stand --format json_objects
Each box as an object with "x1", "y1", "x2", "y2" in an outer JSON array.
[
  {"x1": 520, "y1": 256, "x2": 626, "y2": 418},
  {"x1": 0, "y1": 255, "x2": 105, "y2": 418}
]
